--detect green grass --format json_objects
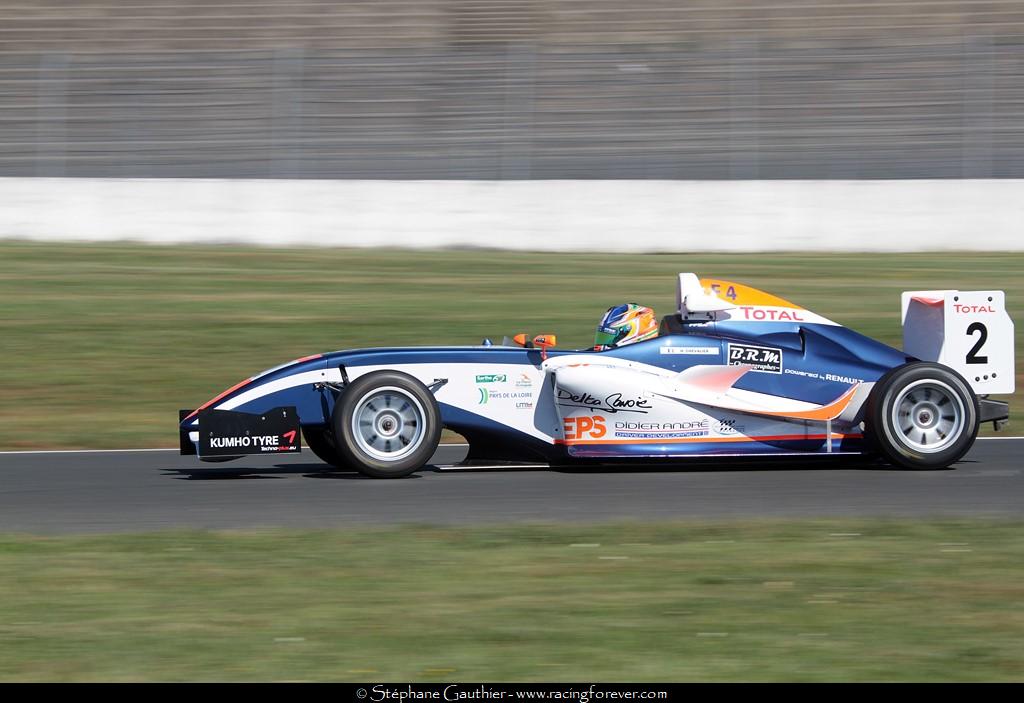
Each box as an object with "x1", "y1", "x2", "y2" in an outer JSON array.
[
  {"x1": 0, "y1": 520, "x2": 1022, "y2": 681},
  {"x1": 0, "y1": 242, "x2": 1021, "y2": 449}
]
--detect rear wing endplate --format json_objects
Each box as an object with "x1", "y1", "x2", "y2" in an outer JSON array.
[{"x1": 902, "y1": 289, "x2": 1015, "y2": 395}]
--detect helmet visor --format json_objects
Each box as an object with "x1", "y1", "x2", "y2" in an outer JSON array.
[{"x1": 594, "y1": 325, "x2": 628, "y2": 349}]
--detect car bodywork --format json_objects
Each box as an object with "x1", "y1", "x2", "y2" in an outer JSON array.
[{"x1": 179, "y1": 274, "x2": 1013, "y2": 468}]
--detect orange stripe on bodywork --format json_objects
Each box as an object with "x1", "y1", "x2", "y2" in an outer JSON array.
[
  {"x1": 183, "y1": 354, "x2": 322, "y2": 423},
  {"x1": 678, "y1": 364, "x2": 750, "y2": 392},
  {"x1": 556, "y1": 433, "x2": 863, "y2": 446},
  {"x1": 700, "y1": 278, "x2": 804, "y2": 309},
  {"x1": 182, "y1": 377, "x2": 254, "y2": 422},
  {"x1": 741, "y1": 384, "x2": 861, "y2": 422}
]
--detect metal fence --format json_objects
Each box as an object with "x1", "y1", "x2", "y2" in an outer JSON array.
[{"x1": 2, "y1": 2, "x2": 1023, "y2": 179}]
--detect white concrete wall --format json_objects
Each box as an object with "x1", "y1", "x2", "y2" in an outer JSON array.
[{"x1": 1, "y1": 178, "x2": 1021, "y2": 251}]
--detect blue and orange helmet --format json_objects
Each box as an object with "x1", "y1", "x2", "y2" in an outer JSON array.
[{"x1": 594, "y1": 303, "x2": 658, "y2": 351}]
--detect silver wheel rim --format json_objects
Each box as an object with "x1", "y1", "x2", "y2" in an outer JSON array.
[
  {"x1": 890, "y1": 379, "x2": 965, "y2": 454},
  {"x1": 350, "y1": 386, "x2": 426, "y2": 461}
]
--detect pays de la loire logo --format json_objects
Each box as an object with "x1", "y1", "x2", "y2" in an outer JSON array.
[{"x1": 478, "y1": 387, "x2": 532, "y2": 404}]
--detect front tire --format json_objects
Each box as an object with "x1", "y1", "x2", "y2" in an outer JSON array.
[
  {"x1": 865, "y1": 362, "x2": 979, "y2": 469},
  {"x1": 302, "y1": 427, "x2": 347, "y2": 469},
  {"x1": 331, "y1": 371, "x2": 442, "y2": 478}
]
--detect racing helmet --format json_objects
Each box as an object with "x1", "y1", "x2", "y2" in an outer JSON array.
[{"x1": 594, "y1": 303, "x2": 658, "y2": 351}]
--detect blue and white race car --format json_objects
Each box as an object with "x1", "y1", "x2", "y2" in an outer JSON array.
[{"x1": 179, "y1": 273, "x2": 1014, "y2": 477}]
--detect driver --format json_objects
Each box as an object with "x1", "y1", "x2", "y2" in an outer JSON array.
[{"x1": 594, "y1": 303, "x2": 658, "y2": 351}]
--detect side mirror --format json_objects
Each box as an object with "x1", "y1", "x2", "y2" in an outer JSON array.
[
  {"x1": 512, "y1": 333, "x2": 529, "y2": 347},
  {"x1": 533, "y1": 334, "x2": 557, "y2": 360}
]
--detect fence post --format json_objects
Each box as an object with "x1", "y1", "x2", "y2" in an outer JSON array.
[
  {"x1": 35, "y1": 53, "x2": 68, "y2": 178},
  {"x1": 962, "y1": 33, "x2": 994, "y2": 178},
  {"x1": 729, "y1": 38, "x2": 760, "y2": 180},
  {"x1": 500, "y1": 42, "x2": 536, "y2": 180},
  {"x1": 271, "y1": 47, "x2": 305, "y2": 179}
]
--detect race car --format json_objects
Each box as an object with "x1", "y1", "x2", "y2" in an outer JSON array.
[{"x1": 179, "y1": 273, "x2": 1014, "y2": 477}]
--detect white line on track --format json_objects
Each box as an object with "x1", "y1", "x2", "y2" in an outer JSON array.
[
  {"x1": 0, "y1": 448, "x2": 180, "y2": 455},
  {"x1": 0, "y1": 443, "x2": 475, "y2": 455},
  {"x1": 438, "y1": 463, "x2": 548, "y2": 471},
  {"x1": 2, "y1": 438, "x2": 1022, "y2": 455}
]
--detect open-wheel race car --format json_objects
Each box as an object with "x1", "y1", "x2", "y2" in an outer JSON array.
[{"x1": 179, "y1": 274, "x2": 1014, "y2": 477}]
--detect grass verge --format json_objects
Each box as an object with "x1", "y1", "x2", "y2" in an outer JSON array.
[
  {"x1": 1, "y1": 242, "x2": 1020, "y2": 449},
  {"x1": 0, "y1": 520, "x2": 1022, "y2": 681}
]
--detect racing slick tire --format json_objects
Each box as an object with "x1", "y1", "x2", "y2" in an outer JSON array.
[
  {"x1": 331, "y1": 371, "x2": 442, "y2": 478},
  {"x1": 865, "y1": 362, "x2": 979, "y2": 470},
  {"x1": 302, "y1": 426, "x2": 347, "y2": 469}
]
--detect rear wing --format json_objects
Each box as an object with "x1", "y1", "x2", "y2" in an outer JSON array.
[{"x1": 902, "y1": 289, "x2": 1015, "y2": 395}]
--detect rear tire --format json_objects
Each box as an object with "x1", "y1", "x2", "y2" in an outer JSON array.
[
  {"x1": 332, "y1": 371, "x2": 442, "y2": 478},
  {"x1": 865, "y1": 362, "x2": 979, "y2": 469}
]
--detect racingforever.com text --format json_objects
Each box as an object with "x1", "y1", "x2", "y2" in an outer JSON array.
[{"x1": 364, "y1": 686, "x2": 670, "y2": 702}]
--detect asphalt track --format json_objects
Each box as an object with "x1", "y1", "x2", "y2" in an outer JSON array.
[{"x1": 0, "y1": 440, "x2": 1021, "y2": 533}]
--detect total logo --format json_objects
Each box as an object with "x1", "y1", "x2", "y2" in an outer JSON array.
[
  {"x1": 563, "y1": 416, "x2": 607, "y2": 441},
  {"x1": 953, "y1": 304, "x2": 996, "y2": 314},
  {"x1": 739, "y1": 306, "x2": 806, "y2": 322}
]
